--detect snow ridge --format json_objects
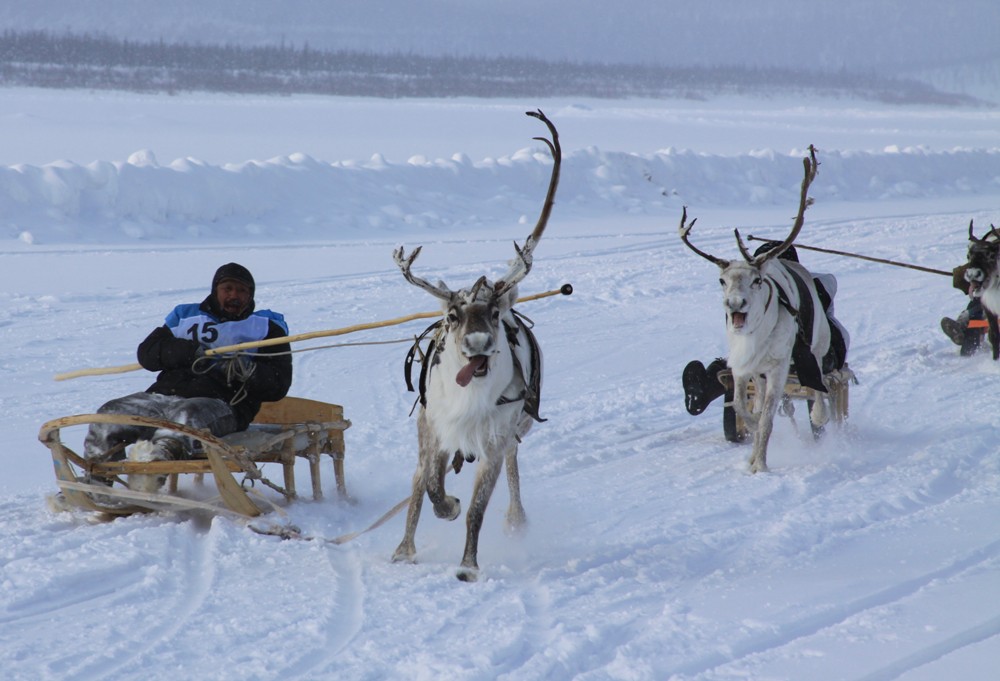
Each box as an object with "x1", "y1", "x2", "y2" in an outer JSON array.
[{"x1": 2, "y1": 146, "x2": 998, "y2": 244}]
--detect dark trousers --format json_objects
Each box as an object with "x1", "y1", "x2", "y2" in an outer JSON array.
[{"x1": 84, "y1": 392, "x2": 238, "y2": 460}]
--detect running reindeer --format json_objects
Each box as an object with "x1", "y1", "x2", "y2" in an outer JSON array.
[
  {"x1": 963, "y1": 220, "x2": 1000, "y2": 359},
  {"x1": 679, "y1": 147, "x2": 829, "y2": 473},
  {"x1": 391, "y1": 110, "x2": 560, "y2": 581}
]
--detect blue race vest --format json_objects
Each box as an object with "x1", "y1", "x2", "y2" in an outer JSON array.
[{"x1": 164, "y1": 304, "x2": 288, "y2": 352}]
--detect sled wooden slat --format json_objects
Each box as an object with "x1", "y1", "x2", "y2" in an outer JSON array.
[
  {"x1": 91, "y1": 459, "x2": 242, "y2": 475},
  {"x1": 39, "y1": 396, "x2": 352, "y2": 518},
  {"x1": 239, "y1": 397, "x2": 351, "y2": 501}
]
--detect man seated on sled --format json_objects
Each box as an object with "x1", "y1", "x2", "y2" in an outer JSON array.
[
  {"x1": 682, "y1": 243, "x2": 850, "y2": 416},
  {"x1": 940, "y1": 263, "x2": 987, "y2": 357},
  {"x1": 83, "y1": 263, "x2": 293, "y2": 487}
]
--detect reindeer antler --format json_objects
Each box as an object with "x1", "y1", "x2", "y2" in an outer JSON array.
[
  {"x1": 746, "y1": 145, "x2": 819, "y2": 265},
  {"x1": 966, "y1": 219, "x2": 1000, "y2": 241},
  {"x1": 495, "y1": 110, "x2": 562, "y2": 296},
  {"x1": 678, "y1": 206, "x2": 730, "y2": 268},
  {"x1": 393, "y1": 245, "x2": 453, "y2": 301}
]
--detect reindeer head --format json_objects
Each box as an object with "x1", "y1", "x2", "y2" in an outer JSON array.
[
  {"x1": 393, "y1": 110, "x2": 560, "y2": 388},
  {"x1": 965, "y1": 220, "x2": 1000, "y2": 298},
  {"x1": 680, "y1": 147, "x2": 818, "y2": 335}
]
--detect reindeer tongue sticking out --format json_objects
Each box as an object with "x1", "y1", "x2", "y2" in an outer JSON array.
[{"x1": 456, "y1": 356, "x2": 489, "y2": 387}]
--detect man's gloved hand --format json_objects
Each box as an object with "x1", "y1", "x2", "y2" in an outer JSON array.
[
  {"x1": 191, "y1": 348, "x2": 256, "y2": 384},
  {"x1": 214, "y1": 353, "x2": 257, "y2": 385}
]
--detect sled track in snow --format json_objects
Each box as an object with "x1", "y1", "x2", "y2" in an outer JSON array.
[{"x1": 666, "y1": 537, "x2": 1000, "y2": 679}]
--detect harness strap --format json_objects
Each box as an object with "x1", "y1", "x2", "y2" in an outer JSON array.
[
  {"x1": 508, "y1": 311, "x2": 546, "y2": 422},
  {"x1": 404, "y1": 319, "x2": 443, "y2": 413},
  {"x1": 773, "y1": 268, "x2": 827, "y2": 393},
  {"x1": 401, "y1": 312, "x2": 544, "y2": 421}
]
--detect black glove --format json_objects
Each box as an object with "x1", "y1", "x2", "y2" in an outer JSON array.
[{"x1": 214, "y1": 353, "x2": 257, "y2": 385}]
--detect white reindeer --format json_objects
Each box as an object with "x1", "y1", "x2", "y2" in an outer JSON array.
[
  {"x1": 679, "y1": 148, "x2": 830, "y2": 473},
  {"x1": 391, "y1": 110, "x2": 560, "y2": 581}
]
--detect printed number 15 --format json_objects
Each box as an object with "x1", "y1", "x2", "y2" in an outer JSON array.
[{"x1": 186, "y1": 321, "x2": 219, "y2": 344}]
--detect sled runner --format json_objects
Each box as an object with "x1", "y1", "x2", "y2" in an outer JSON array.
[
  {"x1": 717, "y1": 365, "x2": 856, "y2": 443},
  {"x1": 39, "y1": 396, "x2": 351, "y2": 518}
]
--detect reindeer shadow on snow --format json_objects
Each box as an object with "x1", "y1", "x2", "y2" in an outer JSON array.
[
  {"x1": 679, "y1": 147, "x2": 853, "y2": 473},
  {"x1": 390, "y1": 110, "x2": 560, "y2": 581}
]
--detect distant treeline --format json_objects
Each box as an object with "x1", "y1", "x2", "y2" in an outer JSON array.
[{"x1": 0, "y1": 29, "x2": 977, "y2": 105}]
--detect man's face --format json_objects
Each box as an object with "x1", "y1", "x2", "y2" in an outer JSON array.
[{"x1": 215, "y1": 279, "x2": 252, "y2": 317}]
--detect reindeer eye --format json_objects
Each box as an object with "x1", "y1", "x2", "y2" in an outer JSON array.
[
  {"x1": 752, "y1": 277, "x2": 762, "y2": 288},
  {"x1": 446, "y1": 312, "x2": 459, "y2": 324},
  {"x1": 718, "y1": 278, "x2": 725, "y2": 286}
]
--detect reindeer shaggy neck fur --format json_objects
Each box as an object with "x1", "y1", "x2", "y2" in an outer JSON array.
[
  {"x1": 680, "y1": 147, "x2": 830, "y2": 473},
  {"x1": 424, "y1": 283, "x2": 524, "y2": 460},
  {"x1": 391, "y1": 110, "x2": 559, "y2": 581}
]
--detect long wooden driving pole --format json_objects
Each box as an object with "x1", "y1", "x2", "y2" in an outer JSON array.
[
  {"x1": 746, "y1": 235, "x2": 951, "y2": 277},
  {"x1": 54, "y1": 284, "x2": 574, "y2": 381}
]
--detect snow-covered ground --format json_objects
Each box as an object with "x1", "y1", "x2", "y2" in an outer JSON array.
[{"x1": 1, "y1": 87, "x2": 999, "y2": 680}]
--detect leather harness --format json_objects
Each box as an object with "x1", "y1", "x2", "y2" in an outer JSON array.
[
  {"x1": 771, "y1": 267, "x2": 827, "y2": 393},
  {"x1": 404, "y1": 310, "x2": 545, "y2": 421}
]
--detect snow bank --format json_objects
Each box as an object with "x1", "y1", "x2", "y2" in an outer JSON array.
[{"x1": 3, "y1": 145, "x2": 998, "y2": 244}]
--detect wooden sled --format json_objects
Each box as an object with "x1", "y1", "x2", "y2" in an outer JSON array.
[
  {"x1": 39, "y1": 396, "x2": 351, "y2": 518},
  {"x1": 717, "y1": 364, "x2": 857, "y2": 443}
]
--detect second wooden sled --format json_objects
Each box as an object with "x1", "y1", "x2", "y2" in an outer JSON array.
[
  {"x1": 39, "y1": 396, "x2": 351, "y2": 518},
  {"x1": 717, "y1": 364, "x2": 857, "y2": 443}
]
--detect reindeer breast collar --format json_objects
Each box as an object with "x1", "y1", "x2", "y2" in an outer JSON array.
[{"x1": 403, "y1": 311, "x2": 545, "y2": 422}]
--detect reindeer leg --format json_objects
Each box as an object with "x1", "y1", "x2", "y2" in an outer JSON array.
[
  {"x1": 457, "y1": 452, "x2": 504, "y2": 582},
  {"x1": 748, "y1": 370, "x2": 786, "y2": 473},
  {"x1": 417, "y1": 413, "x2": 461, "y2": 521},
  {"x1": 426, "y1": 451, "x2": 461, "y2": 521},
  {"x1": 988, "y1": 309, "x2": 999, "y2": 360},
  {"x1": 733, "y1": 373, "x2": 759, "y2": 431},
  {"x1": 392, "y1": 461, "x2": 427, "y2": 563},
  {"x1": 503, "y1": 443, "x2": 527, "y2": 535}
]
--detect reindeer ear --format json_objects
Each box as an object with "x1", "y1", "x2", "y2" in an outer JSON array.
[{"x1": 497, "y1": 283, "x2": 519, "y2": 311}]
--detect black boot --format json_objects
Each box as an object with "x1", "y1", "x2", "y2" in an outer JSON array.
[
  {"x1": 683, "y1": 358, "x2": 728, "y2": 415},
  {"x1": 941, "y1": 317, "x2": 965, "y2": 345}
]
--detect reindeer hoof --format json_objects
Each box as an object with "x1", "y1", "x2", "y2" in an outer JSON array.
[
  {"x1": 748, "y1": 460, "x2": 769, "y2": 474},
  {"x1": 391, "y1": 543, "x2": 416, "y2": 564},
  {"x1": 433, "y1": 496, "x2": 461, "y2": 521},
  {"x1": 504, "y1": 509, "x2": 528, "y2": 536},
  {"x1": 456, "y1": 566, "x2": 479, "y2": 582}
]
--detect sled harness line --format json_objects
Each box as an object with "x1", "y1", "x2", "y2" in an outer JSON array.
[
  {"x1": 54, "y1": 284, "x2": 573, "y2": 381},
  {"x1": 746, "y1": 235, "x2": 951, "y2": 277},
  {"x1": 249, "y1": 495, "x2": 413, "y2": 545}
]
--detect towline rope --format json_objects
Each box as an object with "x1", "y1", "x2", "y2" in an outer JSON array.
[
  {"x1": 54, "y1": 283, "x2": 574, "y2": 381},
  {"x1": 746, "y1": 235, "x2": 951, "y2": 277}
]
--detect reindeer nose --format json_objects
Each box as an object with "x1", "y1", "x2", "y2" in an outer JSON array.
[
  {"x1": 725, "y1": 297, "x2": 747, "y2": 313},
  {"x1": 462, "y1": 331, "x2": 495, "y2": 357}
]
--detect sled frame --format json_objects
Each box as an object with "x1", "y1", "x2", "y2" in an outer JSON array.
[
  {"x1": 717, "y1": 364, "x2": 857, "y2": 442},
  {"x1": 39, "y1": 396, "x2": 351, "y2": 518}
]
